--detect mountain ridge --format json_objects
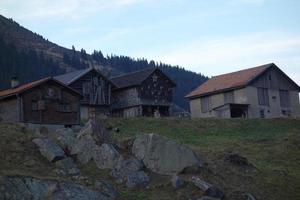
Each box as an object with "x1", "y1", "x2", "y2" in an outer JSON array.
[{"x1": 0, "y1": 14, "x2": 208, "y2": 110}]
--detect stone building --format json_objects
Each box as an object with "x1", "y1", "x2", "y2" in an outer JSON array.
[
  {"x1": 110, "y1": 67, "x2": 176, "y2": 117},
  {"x1": 0, "y1": 77, "x2": 82, "y2": 125},
  {"x1": 186, "y1": 63, "x2": 300, "y2": 118},
  {"x1": 55, "y1": 68, "x2": 115, "y2": 120}
]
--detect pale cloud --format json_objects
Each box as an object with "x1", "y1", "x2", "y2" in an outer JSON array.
[
  {"x1": 229, "y1": 0, "x2": 266, "y2": 6},
  {"x1": 0, "y1": 0, "x2": 146, "y2": 20},
  {"x1": 146, "y1": 31, "x2": 300, "y2": 83}
]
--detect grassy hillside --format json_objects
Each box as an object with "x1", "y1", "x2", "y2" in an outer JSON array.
[
  {"x1": 0, "y1": 118, "x2": 299, "y2": 200},
  {"x1": 103, "y1": 118, "x2": 300, "y2": 200}
]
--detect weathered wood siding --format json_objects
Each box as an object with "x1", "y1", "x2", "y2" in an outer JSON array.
[
  {"x1": 0, "y1": 98, "x2": 20, "y2": 122},
  {"x1": 22, "y1": 82, "x2": 80, "y2": 125},
  {"x1": 248, "y1": 67, "x2": 300, "y2": 118},
  {"x1": 112, "y1": 87, "x2": 140, "y2": 110},
  {"x1": 139, "y1": 70, "x2": 174, "y2": 105},
  {"x1": 69, "y1": 70, "x2": 111, "y2": 106}
]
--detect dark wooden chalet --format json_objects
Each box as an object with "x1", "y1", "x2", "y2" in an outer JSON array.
[
  {"x1": 0, "y1": 77, "x2": 82, "y2": 125},
  {"x1": 110, "y1": 67, "x2": 176, "y2": 117},
  {"x1": 55, "y1": 68, "x2": 115, "y2": 119}
]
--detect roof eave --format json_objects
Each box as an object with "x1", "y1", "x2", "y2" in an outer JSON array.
[{"x1": 185, "y1": 85, "x2": 246, "y2": 100}]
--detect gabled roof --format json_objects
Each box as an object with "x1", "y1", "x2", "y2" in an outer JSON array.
[
  {"x1": 54, "y1": 67, "x2": 113, "y2": 86},
  {"x1": 0, "y1": 77, "x2": 82, "y2": 100},
  {"x1": 110, "y1": 67, "x2": 176, "y2": 89},
  {"x1": 186, "y1": 63, "x2": 299, "y2": 99}
]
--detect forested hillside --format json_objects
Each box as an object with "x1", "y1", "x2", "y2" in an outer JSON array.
[{"x1": 0, "y1": 15, "x2": 208, "y2": 110}]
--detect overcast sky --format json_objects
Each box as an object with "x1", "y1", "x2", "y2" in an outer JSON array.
[{"x1": 1, "y1": 0, "x2": 300, "y2": 83}]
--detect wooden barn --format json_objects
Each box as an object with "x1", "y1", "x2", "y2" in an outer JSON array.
[
  {"x1": 0, "y1": 77, "x2": 82, "y2": 125},
  {"x1": 110, "y1": 67, "x2": 176, "y2": 117},
  {"x1": 55, "y1": 68, "x2": 115, "y2": 119},
  {"x1": 186, "y1": 63, "x2": 300, "y2": 118}
]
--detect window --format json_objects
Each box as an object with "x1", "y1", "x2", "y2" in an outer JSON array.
[
  {"x1": 279, "y1": 90, "x2": 290, "y2": 107},
  {"x1": 224, "y1": 91, "x2": 234, "y2": 104},
  {"x1": 32, "y1": 101, "x2": 38, "y2": 111},
  {"x1": 201, "y1": 96, "x2": 211, "y2": 113},
  {"x1": 257, "y1": 88, "x2": 269, "y2": 106}
]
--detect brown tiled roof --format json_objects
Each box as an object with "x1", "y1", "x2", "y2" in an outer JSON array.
[
  {"x1": 0, "y1": 77, "x2": 82, "y2": 99},
  {"x1": 186, "y1": 63, "x2": 274, "y2": 99}
]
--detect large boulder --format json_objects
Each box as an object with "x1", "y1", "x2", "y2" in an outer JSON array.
[
  {"x1": 93, "y1": 143, "x2": 123, "y2": 169},
  {"x1": 132, "y1": 134, "x2": 202, "y2": 175},
  {"x1": 53, "y1": 128, "x2": 97, "y2": 164},
  {"x1": 0, "y1": 176, "x2": 111, "y2": 200},
  {"x1": 32, "y1": 138, "x2": 65, "y2": 162}
]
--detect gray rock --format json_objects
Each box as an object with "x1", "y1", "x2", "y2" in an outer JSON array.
[
  {"x1": 76, "y1": 135, "x2": 97, "y2": 164},
  {"x1": 55, "y1": 157, "x2": 80, "y2": 176},
  {"x1": 53, "y1": 128, "x2": 97, "y2": 164},
  {"x1": 132, "y1": 133, "x2": 202, "y2": 175},
  {"x1": 192, "y1": 176, "x2": 224, "y2": 200},
  {"x1": 197, "y1": 197, "x2": 221, "y2": 200},
  {"x1": 95, "y1": 180, "x2": 119, "y2": 199},
  {"x1": 115, "y1": 157, "x2": 144, "y2": 172},
  {"x1": 171, "y1": 175, "x2": 184, "y2": 189},
  {"x1": 32, "y1": 138, "x2": 65, "y2": 162},
  {"x1": 110, "y1": 157, "x2": 149, "y2": 188},
  {"x1": 78, "y1": 119, "x2": 111, "y2": 144},
  {"x1": 125, "y1": 171, "x2": 150, "y2": 188},
  {"x1": 93, "y1": 143, "x2": 123, "y2": 169},
  {"x1": 2, "y1": 176, "x2": 111, "y2": 200}
]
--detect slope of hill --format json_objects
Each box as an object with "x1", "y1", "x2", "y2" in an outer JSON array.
[
  {"x1": 0, "y1": 15, "x2": 208, "y2": 110},
  {"x1": 1, "y1": 118, "x2": 299, "y2": 200}
]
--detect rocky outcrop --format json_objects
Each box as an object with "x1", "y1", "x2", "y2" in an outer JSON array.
[
  {"x1": 32, "y1": 138, "x2": 65, "y2": 162},
  {"x1": 78, "y1": 119, "x2": 111, "y2": 144},
  {"x1": 110, "y1": 157, "x2": 149, "y2": 188},
  {"x1": 0, "y1": 176, "x2": 111, "y2": 200},
  {"x1": 132, "y1": 133, "x2": 202, "y2": 175},
  {"x1": 55, "y1": 157, "x2": 80, "y2": 176},
  {"x1": 93, "y1": 143, "x2": 123, "y2": 169}
]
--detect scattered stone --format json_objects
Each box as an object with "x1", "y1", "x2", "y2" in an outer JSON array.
[
  {"x1": 125, "y1": 171, "x2": 150, "y2": 188},
  {"x1": 1, "y1": 176, "x2": 111, "y2": 200},
  {"x1": 76, "y1": 135, "x2": 97, "y2": 164},
  {"x1": 95, "y1": 180, "x2": 119, "y2": 199},
  {"x1": 197, "y1": 196, "x2": 221, "y2": 200},
  {"x1": 192, "y1": 176, "x2": 224, "y2": 200},
  {"x1": 227, "y1": 191, "x2": 257, "y2": 200},
  {"x1": 171, "y1": 175, "x2": 184, "y2": 189},
  {"x1": 245, "y1": 193, "x2": 256, "y2": 200},
  {"x1": 110, "y1": 157, "x2": 149, "y2": 188},
  {"x1": 32, "y1": 138, "x2": 65, "y2": 162},
  {"x1": 132, "y1": 133, "x2": 202, "y2": 175},
  {"x1": 112, "y1": 127, "x2": 120, "y2": 132},
  {"x1": 115, "y1": 138, "x2": 134, "y2": 151},
  {"x1": 55, "y1": 157, "x2": 80, "y2": 176},
  {"x1": 224, "y1": 153, "x2": 252, "y2": 167},
  {"x1": 115, "y1": 157, "x2": 144, "y2": 172},
  {"x1": 93, "y1": 143, "x2": 123, "y2": 169},
  {"x1": 78, "y1": 119, "x2": 111, "y2": 144}
]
